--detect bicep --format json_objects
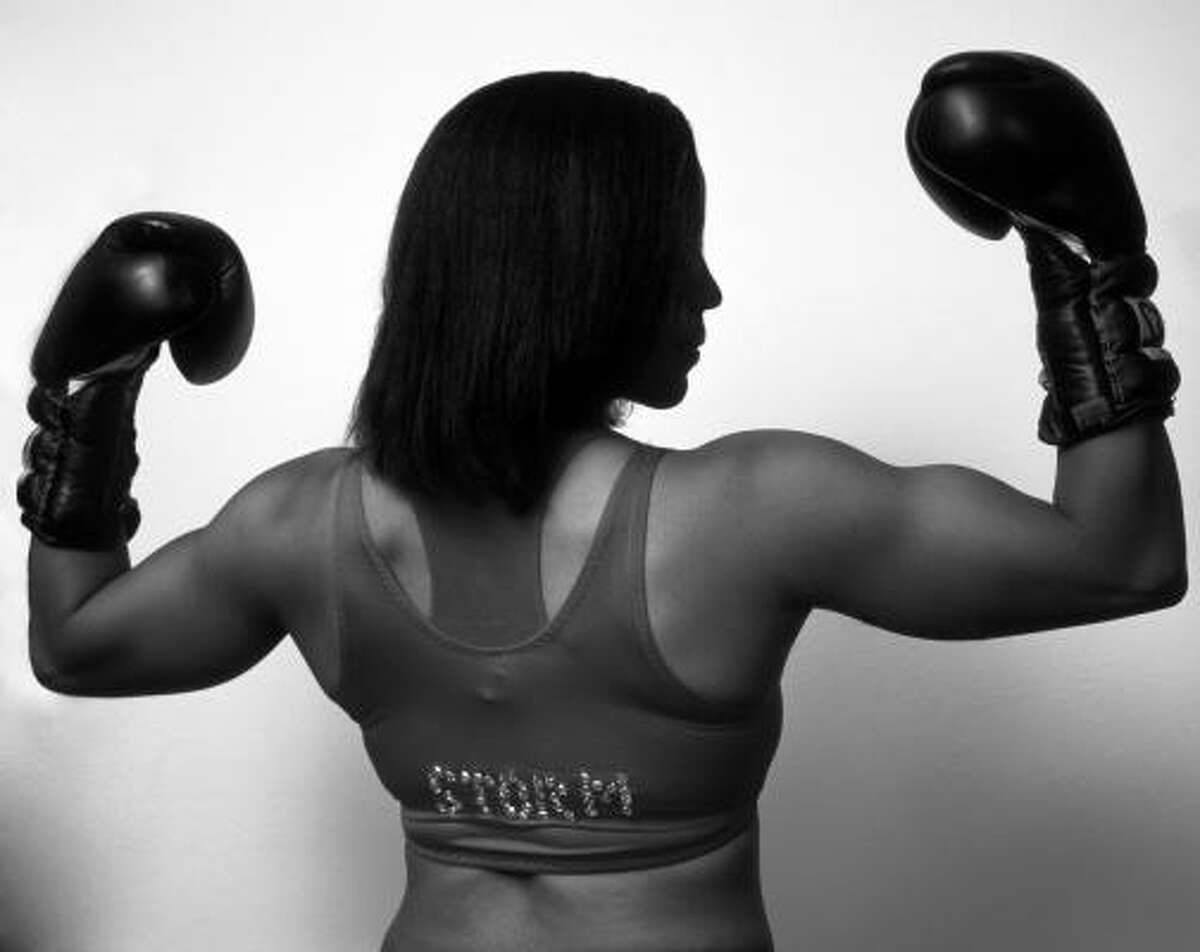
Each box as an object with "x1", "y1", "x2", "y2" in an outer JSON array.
[
  {"x1": 735, "y1": 430, "x2": 1151, "y2": 639},
  {"x1": 44, "y1": 483, "x2": 290, "y2": 696}
]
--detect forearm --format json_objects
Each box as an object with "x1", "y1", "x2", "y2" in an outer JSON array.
[
  {"x1": 28, "y1": 537, "x2": 129, "y2": 678},
  {"x1": 1051, "y1": 419, "x2": 1186, "y2": 595}
]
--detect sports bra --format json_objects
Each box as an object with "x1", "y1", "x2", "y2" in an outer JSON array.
[{"x1": 328, "y1": 442, "x2": 783, "y2": 874}]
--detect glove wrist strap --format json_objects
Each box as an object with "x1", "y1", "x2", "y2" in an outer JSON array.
[
  {"x1": 17, "y1": 350, "x2": 156, "y2": 549},
  {"x1": 1023, "y1": 232, "x2": 1180, "y2": 445}
]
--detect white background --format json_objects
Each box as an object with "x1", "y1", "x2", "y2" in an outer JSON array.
[{"x1": 2, "y1": 1, "x2": 1197, "y2": 949}]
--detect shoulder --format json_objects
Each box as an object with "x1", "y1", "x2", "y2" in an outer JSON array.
[
  {"x1": 202, "y1": 446, "x2": 357, "y2": 574},
  {"x1": 214, "y1": 447, "x2": 356, "y2": 524},
  {"x1": 669, "y1": 428, "x2": 898, "y2": 503},
  {"x1": 662, "y1": 429, "x2": 904, "y2": 596},
  {"x1": 197, "y1": 447, "x2": 358, "y2": 631}
]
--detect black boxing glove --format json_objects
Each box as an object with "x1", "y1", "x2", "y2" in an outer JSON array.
[
  {"x1": 906, "y1": 50, "x2": 1179, "y2": 445},
  {"x1": 31, "y1": 211, "x2": 253, "y2": 385},
  {"x1": 18, "y1": 213, "x2": 254, "y2": 549}
]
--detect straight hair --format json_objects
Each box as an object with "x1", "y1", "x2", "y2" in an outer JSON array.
[{"x1": 346, "y1": 71, "x2": 703, "y2": 514}]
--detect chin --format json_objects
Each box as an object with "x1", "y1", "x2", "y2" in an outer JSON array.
[{"x1": 630, "y1": 377, "x2": 688, "y2": 409}]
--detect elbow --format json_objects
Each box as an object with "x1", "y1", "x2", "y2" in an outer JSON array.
[
  {"x1": 1154, "y1": 566, "x2": 1188, "y2": 608},
  {"x1": 31, "y1": 659, "x2": 96, "y2": 696},
  {"x1": 1127, "y1": 562, "x2": 1188, "y2": 611},
  {"x1": 29, "y1": 633, "x2": 66, "y2": 692},
  {"x1": 31, "y1": 656, "x2": 71, "y2": 694},
  {"x1": 1112, "y1": 532, "x2": 1189, "y2": 611},
  {"x1": 29, "y1": 627, "x2": 89, "y2": 695}
]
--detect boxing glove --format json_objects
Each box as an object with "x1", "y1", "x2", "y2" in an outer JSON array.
[
  {"x1": 906, "y1": 51, "x2": 1178, "y2": 444},
  {"x1": 18, "y1": 213, "x2": 254, "y2": 548},
  {"x1": 31, "y1": 211, "x2": 253, "y2": 385}
]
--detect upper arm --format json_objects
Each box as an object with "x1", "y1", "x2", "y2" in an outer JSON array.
[
  {"x1": 41, "y1": 457, "x2": 323, "y2": 696},
  {"x1": 716, "y1": 429, "x2": 1172, "y2": 640}
]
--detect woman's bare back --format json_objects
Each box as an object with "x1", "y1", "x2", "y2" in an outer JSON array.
[{"x1": 350, "y1": 430, "x2": 804, "y2": 949}]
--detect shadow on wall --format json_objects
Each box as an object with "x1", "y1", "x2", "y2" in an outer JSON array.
[
  {"x1": 760, "y1": 613, "x2": 1200, "y2": 952},
  {"x1": 0, "y1": 707, "x2": 103, "y2": 952}
]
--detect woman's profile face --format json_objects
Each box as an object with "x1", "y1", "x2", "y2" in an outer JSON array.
[{"x1": 624, "y1": 239, "x2": 722, "y2": 409}]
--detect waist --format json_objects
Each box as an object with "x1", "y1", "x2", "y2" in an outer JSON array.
[
  {"x1": 403, "y1": 803, "x2": 759, "y2": 875},
  {"x1": 391, "y1": 819, "x2": 773, "y2": 951}
]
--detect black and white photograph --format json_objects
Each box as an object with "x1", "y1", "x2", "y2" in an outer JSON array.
[{"x1": 1, "y1": 2, "x2": 1195, "y2": 949}]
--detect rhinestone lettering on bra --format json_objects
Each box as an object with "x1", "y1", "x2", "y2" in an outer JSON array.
[{"x1": 427, "y1": 764, "x2": 635, "y2": 821}]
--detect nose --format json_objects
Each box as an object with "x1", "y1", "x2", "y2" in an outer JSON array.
[{"x1": 698, "y1": 257, "x2": 722, "y2": 310}]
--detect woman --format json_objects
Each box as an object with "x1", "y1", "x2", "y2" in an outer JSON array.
[{"x1": 23, "y1": 62, "x2": 1186, "y2": 951}]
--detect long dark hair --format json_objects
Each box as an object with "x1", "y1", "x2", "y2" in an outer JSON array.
[{"x1": 346, "y1": 71, "x2": 703, "y2": 514}]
